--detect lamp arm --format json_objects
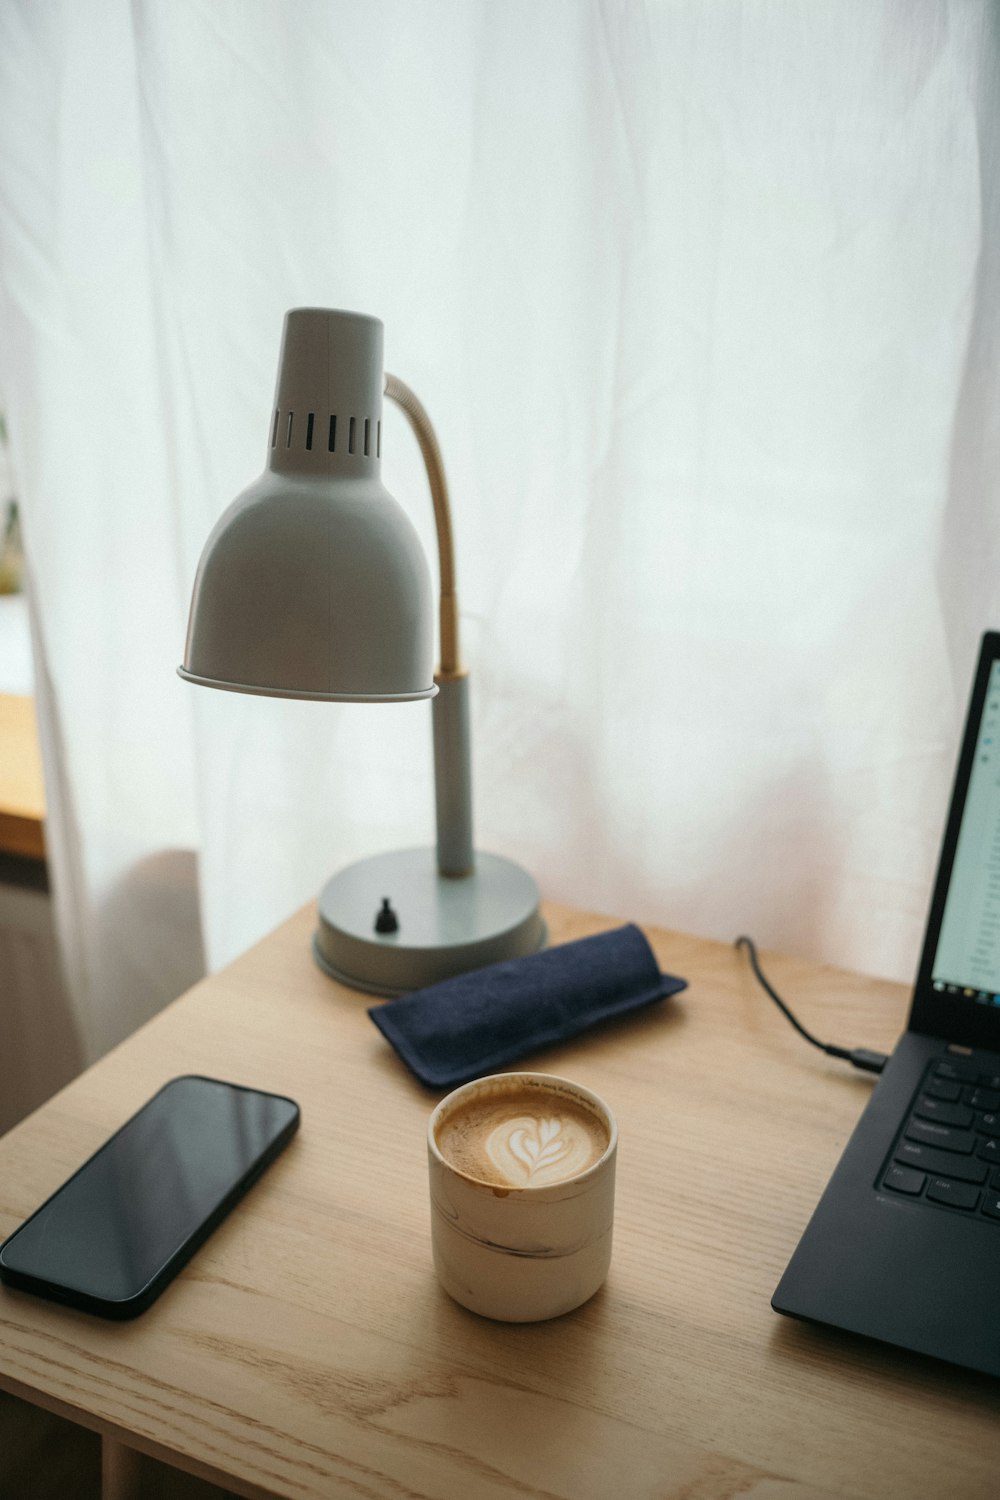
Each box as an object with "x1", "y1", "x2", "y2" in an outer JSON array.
[
  {"x1": 383, "y1": 374, "x2": 460, "y2": 677},
  {"x1": 384, "y1": 373, "x2": 474, "y2": 877}
]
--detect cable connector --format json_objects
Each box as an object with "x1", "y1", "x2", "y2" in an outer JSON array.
[{"x1": 845, "y1": 1047, "x2": 888, "y2": 1075}]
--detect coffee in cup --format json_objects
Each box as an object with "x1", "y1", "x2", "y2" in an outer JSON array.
[
  {"x1": 435, "y1": 1080, "x2": 610, "y2": 1189},
  {"x1": 428, "y1": 1072, "x2": 617, "y2": 1322}
]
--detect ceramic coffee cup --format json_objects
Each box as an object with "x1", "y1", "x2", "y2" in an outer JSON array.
[{"x1": 427, "y1": 1071, "x2": 618, "y2": 1322}]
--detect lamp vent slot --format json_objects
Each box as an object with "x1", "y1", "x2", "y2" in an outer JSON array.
[{"x1": 271, "y1": 412, "x2": 379, "y2": 458}]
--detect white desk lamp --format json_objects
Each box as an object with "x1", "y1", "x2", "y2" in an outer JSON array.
[{"x1": 179, "y1": 307, "x2": 545, "y2": 994}]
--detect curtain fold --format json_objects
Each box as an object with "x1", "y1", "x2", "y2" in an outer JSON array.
[
  {"x1": 0, "y1": 0, "x2": 997, "y2": 1063},
  {"x1": 0, "y1": 0, "x2": 206, "y2": 1058}
]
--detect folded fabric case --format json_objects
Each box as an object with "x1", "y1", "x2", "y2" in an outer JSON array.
[{"x1": 368, "y1": 922, "x2": 687, "y2": 1089}]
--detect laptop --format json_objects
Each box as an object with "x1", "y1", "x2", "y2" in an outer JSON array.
[{"x1": 772, "y1": 629, "x2": 1000, "y2": 1376}]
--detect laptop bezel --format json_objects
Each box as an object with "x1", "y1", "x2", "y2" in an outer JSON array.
[{"x1": 909, "y1": 629, "x2": 1000, "y2": 1051}]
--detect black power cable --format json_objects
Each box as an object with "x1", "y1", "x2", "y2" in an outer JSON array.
[{"x1": 735, "y1": 935, "x2": 887, "y2": 1075}]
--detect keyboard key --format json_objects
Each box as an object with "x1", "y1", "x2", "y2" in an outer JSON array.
[
  {"x1": 991, "y1": 1167, "x2": 1000, "y2": 1189},
  {"x1": 924, "y1": 1078, "x2": 962, "y2": 1102},
  {"x1": 969, "y1": 1087, "x2": 1000, "y2": 1111},
  {"x1": 913, "y1": 1096, "x2": 974, "y2": 1128},
  {"x1": 883, "y1": 1165, "x2": 926, "y2": 1196},
  {"x1": 977, "y1": 1112, "x2": 1000, "y2": 1138},
  {"x1": 934, "y1": 1059, "x2": 980, "y2": 1082},
  {"x1": 904, "y1": 1119, "x2": 976, "y2": 1154},
  {"x1": 894, "y1": 1141, "x2": 988, "y2": 1183},
  {"x1": 979, "y1": 1074, "x2": 1000, "y2": 1091},
  {"x1": 925, "y1": 1178, "x2": 980, "y2": 1211},
  {"x1": 981, "y1": 1195, "x2": 1000, "y2": 1220},
  {"x1": 978, "y1": 1138, "x2": 1000, "y2": 1165}
]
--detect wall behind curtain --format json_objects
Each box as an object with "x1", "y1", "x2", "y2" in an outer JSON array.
[{"x1": 0, "y1": 0, "x2": 997, "y2": 1063}]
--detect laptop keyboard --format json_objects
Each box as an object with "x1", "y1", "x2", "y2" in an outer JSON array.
[{"x1": 879, "y1": 1056, "x2": 1000, "y2": 1222}]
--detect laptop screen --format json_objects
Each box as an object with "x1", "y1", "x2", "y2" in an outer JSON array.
[{"x1": 929, "y1": 658, "x2": 1000, "y2": 1004}]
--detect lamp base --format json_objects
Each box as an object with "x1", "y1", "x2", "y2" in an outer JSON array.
[{"x1": 312, "y1": 846, "x2": 546, "y2": 996}]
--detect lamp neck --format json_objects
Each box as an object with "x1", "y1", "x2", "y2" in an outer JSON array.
[
  {"x1": 384, "y1": 374, "x2": 461, "y2": 678},
  {"x1": 383, "y1": 372, "x2": 472, "y2": 874}
]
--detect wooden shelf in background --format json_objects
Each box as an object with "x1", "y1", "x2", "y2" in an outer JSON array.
[{"x1": 0, "y1": 694, "x2": 46, "y2": 860}]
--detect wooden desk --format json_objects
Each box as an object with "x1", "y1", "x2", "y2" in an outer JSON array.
[
  {"x1": 0, "y1": 693, "x2": 46, "y2": 860},
  {"x1": 0, "y1": 902, "x2": 997, "y2": 1499}
]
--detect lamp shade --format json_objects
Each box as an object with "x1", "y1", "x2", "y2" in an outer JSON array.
[{"x1": 179, "y1": 308, "x2": 436, "y2": 702}]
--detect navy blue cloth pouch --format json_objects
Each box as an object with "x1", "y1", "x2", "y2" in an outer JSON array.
[{"x1": 368, "y1": 922, "x2": 687, "y2": 1090}]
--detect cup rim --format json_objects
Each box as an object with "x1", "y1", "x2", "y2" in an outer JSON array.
[{"x1": 427, "y1": 1070, "x2": 618, "y2": 1192}]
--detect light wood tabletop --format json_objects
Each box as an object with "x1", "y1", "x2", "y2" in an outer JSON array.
[
  {"x1": 0, "y1": 692, "x2": 45, "y2": 860},
  {"x1": 0, "y1": 900, "x2": 998, "y2": 1499}
]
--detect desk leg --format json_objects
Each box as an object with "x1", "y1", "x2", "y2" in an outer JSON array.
[{"x1": 102, "y1": 1435, "x2": 143, "y2": 1500}]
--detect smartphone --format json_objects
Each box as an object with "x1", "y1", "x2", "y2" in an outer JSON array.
[{"x1": 0, "y1": 1075, "x2": 300, "y2": 1319}]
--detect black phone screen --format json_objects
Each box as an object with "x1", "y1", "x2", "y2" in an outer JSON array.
[{"x1": 0, "y1": 1075, "x2": 300, "y2": 1317}]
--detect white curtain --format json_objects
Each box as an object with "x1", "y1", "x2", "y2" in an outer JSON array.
[{"x1": 0, "y1": 0, "x2": 997, "y2": 1063}]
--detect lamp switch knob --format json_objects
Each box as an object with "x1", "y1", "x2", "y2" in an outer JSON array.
[{"x1": 374, "y1": 897, "x2": 399, "y2": 935}]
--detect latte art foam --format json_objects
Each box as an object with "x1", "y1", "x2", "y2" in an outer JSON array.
[
  {"x1": 486, "y1": 1114, "x2": 598, "y2": 1186},
  {"x1": 436, "y1": 1085, "x2": 609, "y2": 1188}
]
